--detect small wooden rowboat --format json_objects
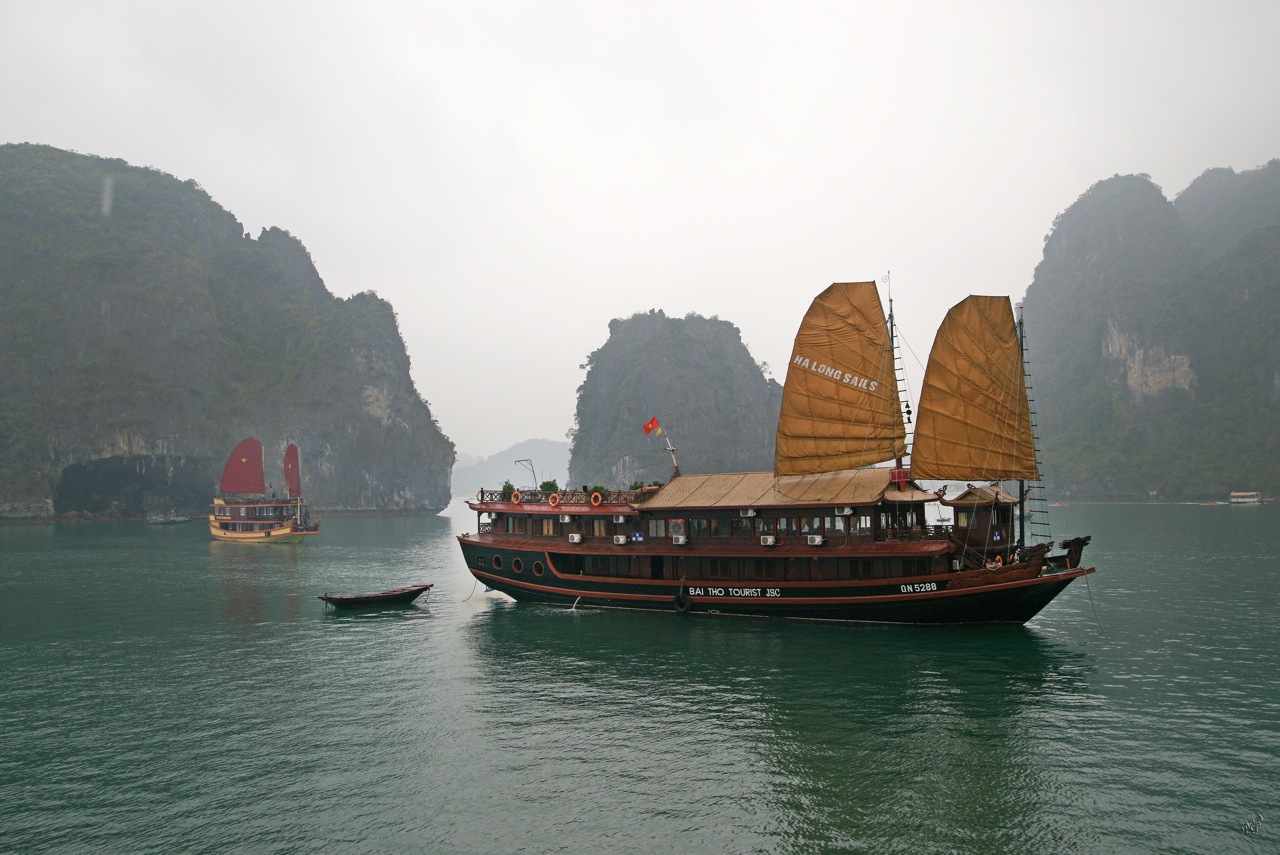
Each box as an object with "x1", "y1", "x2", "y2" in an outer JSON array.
[{"x1": 318, "y1": 583, "x2": 433, "y2": 609}]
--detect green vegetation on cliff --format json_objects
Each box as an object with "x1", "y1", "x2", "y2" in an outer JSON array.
[
  {"x1": 1024, "y1": 160, "x2": 1280, "y2": 499},
  {"x1": 0, "y1": 144, "x2": 454, "y2": 518},
  {"x1": 568, "y1": 310, "x2": 782, "y2": 487}
]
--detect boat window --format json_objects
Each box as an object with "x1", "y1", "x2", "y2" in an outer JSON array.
[
  {"x1": 539, "y1": 518, "x2": 555, "y2": 536},
  {"x1": 823, "y1": 516, "x2": 847, "y2": 535},
  {"x1": 755, "y1": 518, "x2": 773, "y2": 535},
  {"x1": 533, "y1": 562, "x2": 544, "y2": 576},
  {"x1": 709, "y1": 518, "x2": 729, "y2": 536},
  {"x1": 704, "y1": 557, "x2": 731, "y2": 579},
  {"x1": 492, "y1": 555, "x2": 503, "y2": 570},
  {"x1": 647, "y1": 519, "x2": 666, "y2": 538},
  {"x1": 801, "y1": 517, "x2": 820, "y2": 534},
  {"x1": 857, "y1": 514, "x2": 872, "y2": 535},
  {"x1": 689, "y1": 519, "x2": 709, "y2": 537},
  {"x1": 777, "y1": 517, "x2": 798, "y2": 536},
  {"x1": 512, "y1": 558, "x2": 523, "y2": 573},
  {"x1": 731, "y1": 517, "x2": 752, "y2": 536},
  {"x1": 505, "y1": 516, "x2": 524, "y2": 534},
  {"x1": 591, "y1": 518, "x2": 609, "y2": 537},
  {"x1": 748, "y1": 558, "x2": 777, "y2": 580}
]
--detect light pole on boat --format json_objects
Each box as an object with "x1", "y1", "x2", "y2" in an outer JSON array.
[{"x1": 514, "y1": 458, "x2": 537, "y2": 489}]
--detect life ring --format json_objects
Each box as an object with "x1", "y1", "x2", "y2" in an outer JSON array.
[
  {"x1": 511, "y1": 490, "x2": 522, "y2": 504},
  {"x1": 994, "y1": 554, "x2": 1004, "y2": 567},
  {"x1": 590, "y1": 492, "x2": 603, "y2": 507},
  {"x1": 548, "y1": 493, "x2": 561, "y2": 508},
  {"x1": 674, "y1": 590, "x2": 692, "y2": 613},
  {"x1": 476, "y1": 489, "x2": 484, "y2": 501}
]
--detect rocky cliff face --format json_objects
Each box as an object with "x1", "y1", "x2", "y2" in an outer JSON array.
[
  {"x1": 0, "y1": 144, "x2": 454, "y2": 519},
  {"x1": 1102, "y1": 318, "x2": 1195, "y2": 398},
  {"x1": 568, "y1": 310, "x2": 782, "y2": 487}
]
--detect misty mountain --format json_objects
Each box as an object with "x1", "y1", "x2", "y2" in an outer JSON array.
[
  {"x1": 568, "y1": 310, "x2": 783, "y2": 487},
  {"x1": 1023, "y1": 159, "x2": 1280, "y2": 499},
  {"x1": 452, "y1": 439, "x2": 570, "y2": 496},
  {"x1": 0, "y1": 144, "x2": 454, "y2": 519}
]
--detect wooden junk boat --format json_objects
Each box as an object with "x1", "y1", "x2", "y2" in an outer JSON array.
[
  {"x1": 457, "y1": 282, "x2": 1095, "y2": 624},
  {"x1": 209, "y1": 438, "x2": 320, "y2": 543},
  {"x1": 319, "y1": 583, "x2": 434, "y2": 609}
]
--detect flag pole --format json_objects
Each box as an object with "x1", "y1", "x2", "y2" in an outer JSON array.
[{"x1": 664, "y1": 434, "x2": 680, "y2": 477}]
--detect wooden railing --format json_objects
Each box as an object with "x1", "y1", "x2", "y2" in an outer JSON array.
[{"x1": 473, "y1": 488, "x2": 651, "y2": 505}]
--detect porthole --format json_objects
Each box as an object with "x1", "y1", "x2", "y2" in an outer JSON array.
[
  {"x1": 512, "y1": 558, "x2": 524, "y2": 573},
  {"x1": 492, "y1": 555, "x2": 503, "y2": 570},
  {"x1": 533, "y1": 561, "x2": 545, "y2": 576}
]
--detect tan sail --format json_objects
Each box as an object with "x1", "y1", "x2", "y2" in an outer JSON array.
[
  {"x1": 910, "y1": 296, "x2": 1039, "y2": 481},
  {"x1": 774, "y1": 281, "x2": 906, "y2": 475}
]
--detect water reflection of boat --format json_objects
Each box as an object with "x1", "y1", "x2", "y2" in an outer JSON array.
[
  {"x1": 459, "y1": 282, "x2": 1095, "y2": 624},
  {"x1": 461, "y1": 604, "x2": 1094, "y2": 849}
]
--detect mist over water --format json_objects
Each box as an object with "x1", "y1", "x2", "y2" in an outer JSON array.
[{"x1": 2, "y1": 502, "x2": 1276, "y2": 852}]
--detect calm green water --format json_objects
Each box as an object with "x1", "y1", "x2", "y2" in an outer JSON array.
[{"x1": 2, "y1": 501, "x2": 1276, "y2": 854}]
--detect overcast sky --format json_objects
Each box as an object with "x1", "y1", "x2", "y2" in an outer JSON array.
[{"x1": 3, "y1": 1, "x2": 1278, "y2": 460}]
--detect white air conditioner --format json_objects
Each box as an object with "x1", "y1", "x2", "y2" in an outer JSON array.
[
  {"x1": 559, "y1": 514, "x2": 573, "y2": 523},
  {"x1": 834, "y1": 507, "x2": 853, "y2": 516},
  {"x1": 613, "y1": 535, "x2": 628, "y2": 545},
  {"x1": 568, "y1": 533, "x2": 582, "y2": 543},
  {"x1": 760, "y1": 535, "x2": 777, "y2": 546},
  {"x1": 738, "y1": 508, "x2": 756, "y2": 517},
  {"x1": 613, "y1": 515, "x2": 627, "y2": 523},
  {"x1": 672, "y1": 535, "x2": 687, "y2": 545},
  {"x1": 807, "y1": 535, "x2": 824, "y2": 546}
]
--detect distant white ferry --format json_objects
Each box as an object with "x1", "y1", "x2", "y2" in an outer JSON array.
[{"x1": 1229, "y1": 491, "x2": 1262, "y2": 505}]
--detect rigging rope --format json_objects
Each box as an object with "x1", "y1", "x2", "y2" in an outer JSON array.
[
  {"x1": 460, "y1": 578, "x2": 479, "y2": 602},
  {"x1": 1084, "y1": 572, "x2": 1104, "y2": 634}
]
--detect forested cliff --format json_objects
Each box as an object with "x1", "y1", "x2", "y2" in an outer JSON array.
[
  {"x1": 0, "y1": 144, "x2": 454, "y2": 519},
  {"x1": 568, "y1": 310, "x2": 782, "y2": 487},
  {"x1": 1024, "y1": 159, "x2": 1280, "y2": 499}
]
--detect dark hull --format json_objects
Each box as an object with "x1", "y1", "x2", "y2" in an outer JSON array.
[
  {"x1": 319, "y1": 583, "x2": 433, "y2": 609},
  {"x1": 457, "y1": 538, "x2": 1091, "y2": 625}
]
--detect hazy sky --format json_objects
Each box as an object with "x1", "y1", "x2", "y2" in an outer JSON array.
[{"x1": 3, "y1": 1, "x2": 1278, "y2": 460}]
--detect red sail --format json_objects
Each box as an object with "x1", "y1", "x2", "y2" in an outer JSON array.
[
  {"x1": 284, "y1": 443, "x2": 302, "y2": 498},
  {"x1": 220, "y1": 438, "x2": 265, "y2": 495}
]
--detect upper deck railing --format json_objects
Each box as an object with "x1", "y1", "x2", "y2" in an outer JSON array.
[{"x1": 474, "y1": 488, "x2": 654, "y2": 506}]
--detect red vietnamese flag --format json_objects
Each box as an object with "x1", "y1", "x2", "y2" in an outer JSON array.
[{"x1": 642, "y1": 416, "x2": 660, "y2": 436}]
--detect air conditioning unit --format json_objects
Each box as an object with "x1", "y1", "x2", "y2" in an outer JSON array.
[
  {"x1": 568, "y1": 533, "x2": 582, "y2": 543},
  {"x1": 613, "y1": 535, "x2": 628, "y2": 545},
  {"x1": 613, "y1": 515, "x2": 627, "y2": 523},
  {"x1": 559, "y1": 515, "x2": 573, "y2": 523},
  {"x1": 672, "y1": 535, "x2": 687, "y2": 545},
  {"x1": 834, "y1": 507, "x2": 853, "y2": 516},
  {"x1": 738, "y1": 508, "x2": 756, "y2": 517},
  {"x1": 760, "y1": 535, "x2": 777, "y2": 546},
  {"x1": 807, "y1": 535, "x2": 824, "y2": 546}
]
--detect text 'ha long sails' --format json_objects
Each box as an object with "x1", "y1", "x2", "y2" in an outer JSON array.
[{"x1": 774, "y1": 281, "x2": 906, "y2": 476}]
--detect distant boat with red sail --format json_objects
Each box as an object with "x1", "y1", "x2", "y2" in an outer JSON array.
[{"x1": 208, "y1": 438, "x2": 320, "y2": 543}]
